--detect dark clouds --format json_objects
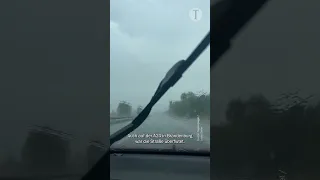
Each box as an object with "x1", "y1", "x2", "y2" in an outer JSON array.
[{"x1": 110, "y1": 0, "x2": 210, "y2": 111}]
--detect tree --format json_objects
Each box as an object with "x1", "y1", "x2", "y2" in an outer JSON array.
[
  {"x1": 212, "y1": 92, "x2": 320, "y2": 177},
  {"x1": 169, "y1": 91, "x2": 210, "y2": 119},
  {"x1": 110, "y1": 110, "x2": 117, "y2": 116},
  {"x1": 116, "y1": 101, "x2": 132, "y2": 117},
  {"x1": 180, "y1": 93, "x2": 187, "y2": 101}
]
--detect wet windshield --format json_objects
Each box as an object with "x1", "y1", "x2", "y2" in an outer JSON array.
[{"x1": 110, "y1": 0, "x2": 210, "y2": 151}]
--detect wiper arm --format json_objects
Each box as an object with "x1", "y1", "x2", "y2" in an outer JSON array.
[
  {"x1": 108, "y1": 0, "x2": 269, "y2": 147},
  {"x1": 110, "y1": 31, "x2": 210, "y2": 145},
  {"x1": 83, "y1": 0, "x2": 272, "y2": 178},
  {"x1": 81, "y1": 32, "x2": 210, "y2": 180}
]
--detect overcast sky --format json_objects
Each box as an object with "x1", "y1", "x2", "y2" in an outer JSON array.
[
  {"x1": 110, "y1": 0, "x2": 210, "y2": 112},
  {"x1": 110, "y1": 0, "x2": 320, "y2": 121}
]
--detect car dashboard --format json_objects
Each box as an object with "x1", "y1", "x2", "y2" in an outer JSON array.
[{"x1": 110, "y1": 152, "x2": 210, "y2": 180}]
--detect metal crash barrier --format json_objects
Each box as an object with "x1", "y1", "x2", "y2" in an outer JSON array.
[{"x1": 110, "y1": 116, "x2": 133, "y2": 125}]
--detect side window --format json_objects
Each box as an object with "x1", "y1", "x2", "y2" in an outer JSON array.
[{"x1": 212, "y1": 0, "x2": 320, "y2": 179}]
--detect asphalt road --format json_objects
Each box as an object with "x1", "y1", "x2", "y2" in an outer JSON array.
[{"x1": 110, "y1": 114, "x2": 210, "y2": 151}]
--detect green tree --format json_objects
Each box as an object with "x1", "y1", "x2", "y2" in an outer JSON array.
[
  {"x1": 212, "y1": 92, "x2": 320, "y2": 177},
  {"x1": 116, "y1": 101, "x2": 132, "y2": 117},
  {"x1": 110, "y1": 110, "x2": 117, "y2": 116},
  {"x1": 169, "y1": 91, "x2": 210, "y2": 119}
]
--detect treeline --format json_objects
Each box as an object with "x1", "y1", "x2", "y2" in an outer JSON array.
[
  {"x1": 112, "y1": 101, "x2": 143, "y2": 117},
  {"x1": 115, "y1": 91, "x2": 211, "y2": 119},
  {"x1": 168, "y1": 91, "x2": 210, "y2": 119},
  {"x1": 116, "y1": 101, "x2": 132, "y2": 117},
  {"x1": 212, "y1": 91, "x2": 320, "y2": 177}
]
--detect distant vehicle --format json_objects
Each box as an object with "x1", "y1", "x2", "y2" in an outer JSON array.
[{"x1": 21, "y1": 126, "x2": 73, "y2": 175}]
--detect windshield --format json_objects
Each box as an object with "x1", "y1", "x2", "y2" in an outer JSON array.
[{"x1": 110, "y1": 0, "x2": 210, "y2": 151}]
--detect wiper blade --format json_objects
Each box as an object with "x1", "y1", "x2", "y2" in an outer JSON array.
[
  {"x1": 210, "y1": 0, "x2": 270, "y2": 67},
  {"x1": 81, "y1": 32, "x2": 210, "y2": 180},
  {"x1": 110, "y1": 31, "x2": 210, "y2": 145},
  {"x1": 83, "y1": 0, "x2": 272, "y2": 178}
]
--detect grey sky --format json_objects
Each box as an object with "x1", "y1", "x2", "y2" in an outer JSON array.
[
  {"x1": 211, "y1": 0, "x2": 320, "y2": 122},
  {"x1": 110, "y1": 0, "x2": 210, "y2": 112}
]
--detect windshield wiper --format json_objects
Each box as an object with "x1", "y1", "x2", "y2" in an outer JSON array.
[
  {"x1": 82, "y1": 31, "x2": 209, "y2": 180},
  {"x1": 82, "y1": 0, "x2": 271, "y2": 179},
  {"x1": 110, "y1": 31, "x2": 210, "y2": 145}
]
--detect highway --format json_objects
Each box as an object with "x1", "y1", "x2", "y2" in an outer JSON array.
[{"x1": 110, "y1": 113, "x2": 210, "y2": 151}]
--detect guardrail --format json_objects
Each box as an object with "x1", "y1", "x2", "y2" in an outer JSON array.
[
  {"x1": 110, "y1": 116, "x2": 133, "y2": 124},
  {"x1": 110, "y1": 116, "x2": 132, "y2": 119}
]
